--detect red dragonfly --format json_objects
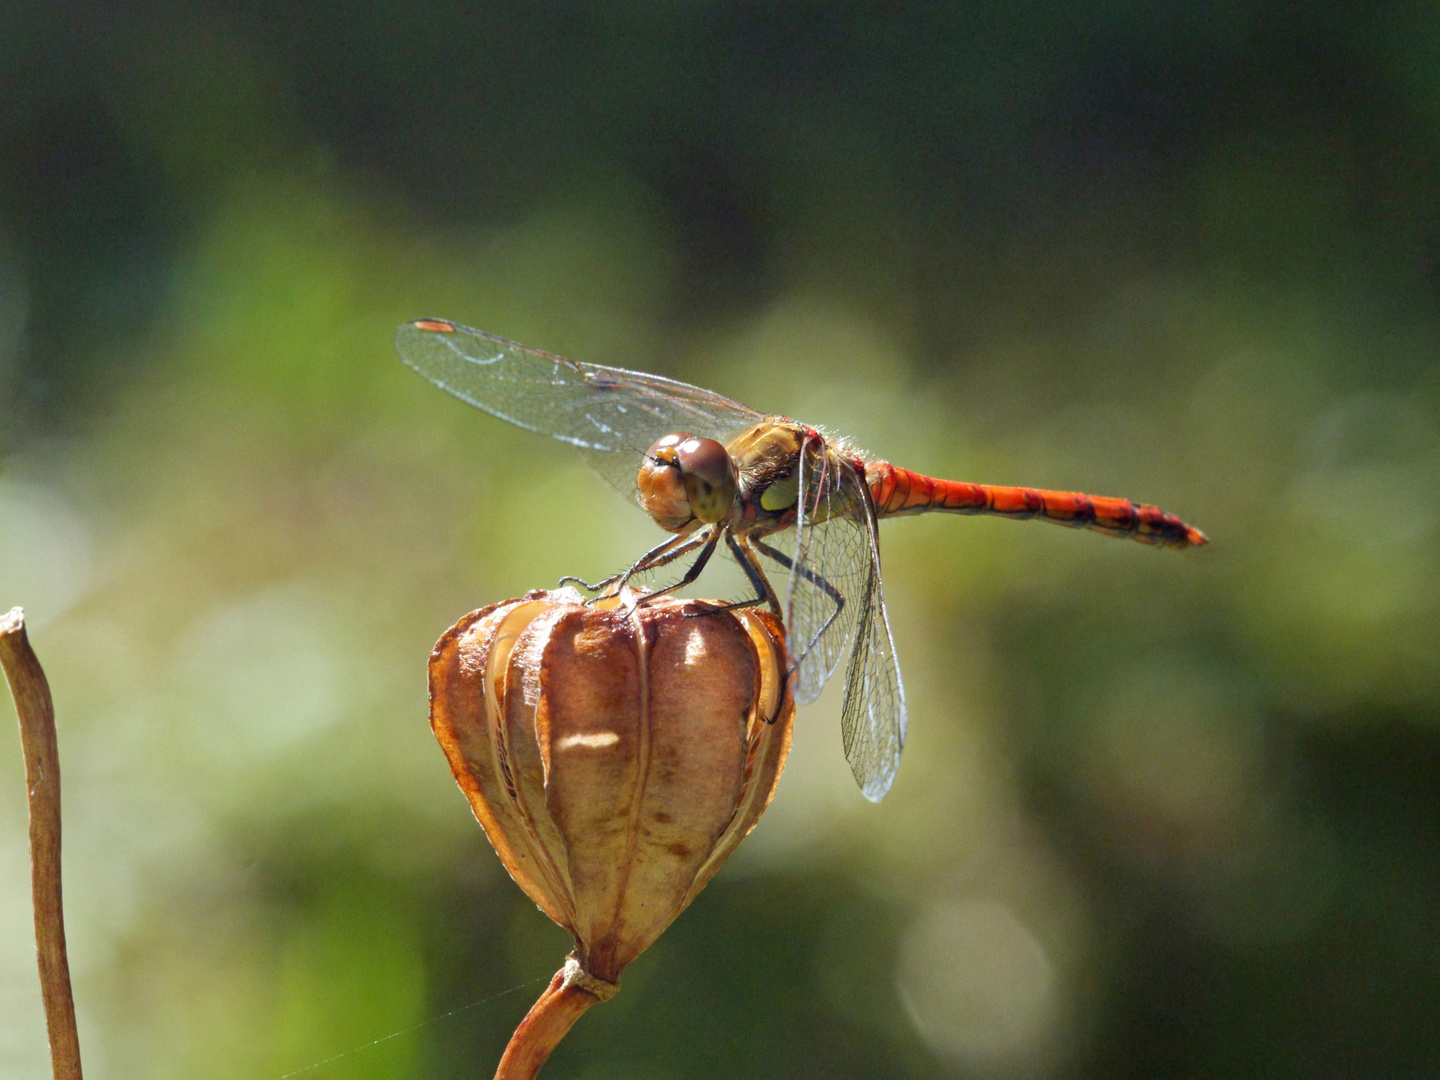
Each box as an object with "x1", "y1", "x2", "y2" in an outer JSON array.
[{"x1": 397, "y1": 319, "x2": 1206, "y2": 801}]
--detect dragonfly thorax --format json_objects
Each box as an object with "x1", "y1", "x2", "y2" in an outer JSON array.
[
  {"x1": 637, "y1": 433, "x2": 739, "y2": 532},
  {"x1": 725, "y1": 420, "x2": 819, "y2": 528}
]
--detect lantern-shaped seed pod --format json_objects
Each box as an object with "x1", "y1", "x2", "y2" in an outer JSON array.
[{"x1": 428, "y1": 588, "x2": 794, "y2": 1079}]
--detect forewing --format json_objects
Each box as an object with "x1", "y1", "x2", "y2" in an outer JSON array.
[
  {"x1": 839, "y1": 508, "x2": 907, "y2": 801},
  {"x1": 395, "y1": 319, "x2": 765, "y2": 496},
  {"x1": 779, "y1": 440, "x2": 870, "y2": 706},
  {"x1": 757, "y1": 446, "x2": 907, "y2": 799}
]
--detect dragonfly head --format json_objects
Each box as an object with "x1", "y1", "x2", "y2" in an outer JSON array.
[{"x1": 639, "y1": 433, "x2": 738, "y2": 530}]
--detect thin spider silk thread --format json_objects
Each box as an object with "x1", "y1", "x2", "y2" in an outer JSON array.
[{"x1": 275, "y1": 976, "x2": 549, "y2": 1078}]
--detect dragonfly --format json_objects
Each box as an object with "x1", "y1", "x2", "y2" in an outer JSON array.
[{"x1": 396, "y1": 318, "x2": 1206, "y2": 801}]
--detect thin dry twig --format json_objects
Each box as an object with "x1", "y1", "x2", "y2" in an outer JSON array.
[{"x1": 1, "y1": 607, "x2": 84, "y2": 1080}]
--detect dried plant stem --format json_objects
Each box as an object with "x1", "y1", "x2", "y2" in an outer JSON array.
[
  {"x1": 494, "y1": 954, "x2": 617, "y2": 1080},
  {"x1": 1, "y1": 608, "x2": 83, "y2": 1080}
]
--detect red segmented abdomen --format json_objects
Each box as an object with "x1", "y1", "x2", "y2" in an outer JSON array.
[{"x1": 865, "y1": 462, "x2": 1207, "y2": 549}]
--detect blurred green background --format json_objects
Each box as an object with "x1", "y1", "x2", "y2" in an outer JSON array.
[{"x1": 2, "y1": 3, "x2": 1439, "y2": 1077}]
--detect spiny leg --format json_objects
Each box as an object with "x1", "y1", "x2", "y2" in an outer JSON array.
[
  {"x1": 557, "y1": 570, "x2": 624, "y2": 592},
  {"x1": 751, "y1": 534, "x2": 846, "y2": 668},
  {"x1": 734, "y1": 534, "x2": 784, "y2": 615},
  {"x1": 610, "y1": 531, "x2": 714, "y2": 603},
  {"x1": 685, "y1": 596, "x2": 772, "y2": 617},
  {"x1": 670, "y1": 533, "x2": 784, "y2": 724},
  {"x1": 622, "y1": 525, "x2": 723, "y2": 607},
  {"x1": 687, "y1": 531, "x2": 784, "y2": 619},
  {"x1": 560, "y1": 531, "x2": 704, "y2": 598},
  {"x1": 724, "y1": 533, "x2": 787, "y2": 725},
  {"x1": 558, "y1": 531, "x2": 690, "y2": 591},
  {"x1": 750, "y1": 536, "x2": 843, "y2": 609}
]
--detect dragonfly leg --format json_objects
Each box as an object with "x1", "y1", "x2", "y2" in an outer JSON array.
[
  {"x1": 564, "y1": 532, "x2": 702, "y2": 601},
  {"x1": 623, "y1": 525, "x2": 723, "y2": 607},
  {"x1": 692, "y1": 534, "x2": 784, "y2": 725},
  {"x1": 750, "y1": 536, "x2": 845, "y2": 611},
  {"x1": 722, "y1": 532, "x2": 784, "y2": 617},
  {"x1": 684, "y1": 596, "x2": 769, "y2": 616},
  {"x1": 558, "y1": 571, "x2": 623, "y2": 592},
  {"x1": 751, "y1": 534, "x2": 846, "y2": 668}
]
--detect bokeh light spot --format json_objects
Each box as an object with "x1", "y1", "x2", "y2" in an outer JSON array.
[{"x1": 896, "y1": 898, "x2": 1059, "y2": 1074}]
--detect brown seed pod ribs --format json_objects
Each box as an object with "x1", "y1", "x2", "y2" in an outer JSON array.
[{"x1": 428, "y1": 589, "x2": 794, "y2": 1079}]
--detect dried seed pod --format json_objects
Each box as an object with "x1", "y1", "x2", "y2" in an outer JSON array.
[{"x1": 429, "y1": 588, "x2": 794, "y2": 1079}]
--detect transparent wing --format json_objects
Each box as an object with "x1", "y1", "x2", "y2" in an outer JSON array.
[
  {"x1": 758, "y1": 440, "x2": 906, "y2": 800},
  {"x1": 783, "y1": 439, "x2": 870, "y2": 705},
  {"x1": 395, "y1": 319, "x2": 765, "y2": 496},
  {"x1": 838, "y1": 504, "x2": 907, "y2": 801}
]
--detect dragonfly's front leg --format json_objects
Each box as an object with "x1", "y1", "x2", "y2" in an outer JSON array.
[
  {"x1": 559, "y1": 531, "x2": 701, "y2": 600},
  {"x1": 557, "y1": 570, "x2": 625, "y2": 592},
  {"x1": 619, "y1": 525, "x2": 724, "y2": 608}
]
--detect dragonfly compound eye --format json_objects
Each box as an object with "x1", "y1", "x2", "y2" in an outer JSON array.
[
  {"x1": 638, "y1": 433, "x2": 698, "y2": 532},
  {"x1": 673, "y1": 436, "x2": 737, "y2": 524}
]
